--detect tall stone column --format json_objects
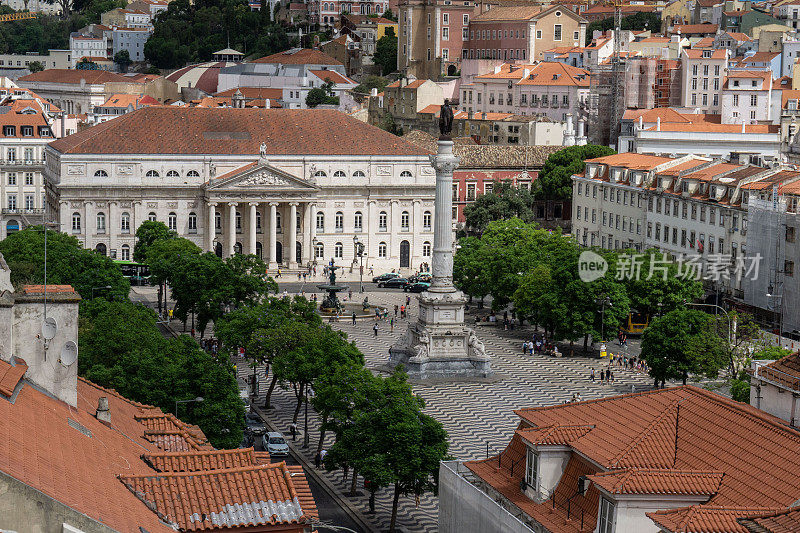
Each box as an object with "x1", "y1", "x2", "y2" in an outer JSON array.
[
  {"x1": 227, "y1": 202, "x2": 236, "y2": 257},
  {"x1": 206, "y1": 202, "x2": 216, "y2": 253},
  {"x1": 248, "y1": 202, "x2": 258, "y2": 256},
  {"x1": 289, "y1": 202, "x2": 298, "y2": 267},
  {"x1": 388, "y1": 138, "x2": 492, "y2": 380},
  {"x1": 303, "y1": 202, "x2": 312, "y2": 267},
  {"x1": 269, "y1": 202, "x2": 278, "y2": 268}
]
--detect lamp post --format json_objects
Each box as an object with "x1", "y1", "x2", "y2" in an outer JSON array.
[
  {"x1": 353, "y1": 235, "x2": 364, "y2": 293},
  {"x1": 684, "y1": 301, "x2": 732, "y2": 345},
  {"x1": 596, "y1": 296, "x2": 612, "y2": 342},
  {"x1": 175, "y1": 396, "x2": 204, "y2": 417},
  {"x1": 91, "y1": 285, "x2": 112, "y2": 299},
  {"x1": 303, "y1": 385, "x2": 310, "y2": 448},
  {"x1": 311, "y1": 237, "x2": 318, "y2": 268}
]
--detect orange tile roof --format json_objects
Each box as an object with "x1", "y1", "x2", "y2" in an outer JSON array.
[
  {"x1": 18, "y1": 68, "x2": 128, "y2": 84},
  {"x1": 587, "y1": 468, "x2": 724, "y2": 496},
  {"x1": 645, "y1": 122, "x2": 779, "y2": 134},
  {"x1": 725, "y1": 31, "x2": 752, "y2": 41},
  {"x1": 684, "y1": 48, "x2": 727, "y2": 59},
  {"x1": 0, "y1": 357, "x2": 26, "y2": 397},
  {"x1": 48, "y1": 107, "x2": 428, "y2": 156},
  {"x1": 517, "y1": 62, "x2": 590, "y2": 87},
  {"x1": 674, "y1": 23, "x2": 718, "y2": 34},
  {"x1": 19, "y1": 284, "x2": 76, "y2": 294},
  {"x1": 516, "y1": 424, "x2": 594, "y2": 446},
  {"x1": 752, "y1": 351, "x2": 800, "y2": 390},
  {"x1": 472, "y1": 5, "x2": 543, "y2": 21},
  {"x1": 681, "y1": 162, "x2": 743, "y2": 181},
  {"x1": 649, "y1": 506, "x2": 784, "y2": 533},
  {"x1": 143, "y1": 448, "x2": 266, "y2": 472},
  {"x1": 214, "y1": 87, "x2": 283, "y2": 99},
  {"x1": 118, "y1": 462, "x2": 318, "y2": 530},
  {"x1": 623, "y1": 107, "x2": 694, "y2": 123},
  {"x1": 386, "y1": 78, "x2": 428, "y2": 89},
  {"x1": 99, "y1": 93, "x2": 159, "y2": 108},
  {"x1": 738, "y1": 507, "x2": 800, "y2": 532},
  {"x1": 657, "y1": 158, "x2": 710, "y2": 175},
  {"x1": 309, "y1": 69, "x2": 355, "y2": 85},
  {"x1": 252, "y1": 48, "x2": 342, "y2": 66},
  {"x1": 693, "y1": 37, "x2": 715, "y2": 48},
  {"x1": 585, "y1": 153, "x2": 673, "y2": 170}
]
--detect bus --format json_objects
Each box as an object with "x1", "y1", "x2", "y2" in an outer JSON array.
[
  {"x1": 115, "y1": 260, "x2": 150, "y2": 286},
  {"x1": 621, "y1": 311, "x2": 650, "y2": 336}
]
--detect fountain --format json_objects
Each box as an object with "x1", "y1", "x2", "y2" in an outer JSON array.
[{"x1": 317, "y1": 258, "x2": 346, "y2": 312}]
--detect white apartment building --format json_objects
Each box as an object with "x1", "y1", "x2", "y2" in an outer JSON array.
[
  {"x1": 17, "y1": 69, "x2": 129, "y2": 115},
  {"x1": 681, "y1": 48, "x2": 728, "y2": 112},
  {"x1": 69, "y1": 34, "x2": 107, "y2": 66},
  {"x1": 720, "y1": 70, "x2": 775, "y2": 124}
]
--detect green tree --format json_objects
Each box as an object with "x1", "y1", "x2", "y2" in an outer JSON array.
[
  {"x1": 373, "y1": 26, "x2": 397, "y2": 75},
  {"x1": 729, "y1": 345, "x2": 791, "y2": 403},
  {"x1": 305, "y1": 80, "x2": 339, "y2": 107},
  {"x1": 462, "y1": 181, "x2": 538, "y2": 234},
  {"x1": 453, "y1": 235, "x2": 491, "y2": 304},
  {"x1": 619, "y1": 250, "x2": 703, "y2": 317},
  {"x1": 27, "y1": 60, "x2": 44, "y2": 72},
  {"x1": 0, "y1": 227, "x2": 129, "y2": 300},
  {"x1": 585, "y1": 11, "x2": 661, "y2": 43},
  {"x1": 536, "y1": 145, "x2": 616, "y2": 201},
  {"x1": 133, "y1": 220, "x2": 176, "y2": 263},
  {"x1": 353, "y1": 75, "x2": 388, "y2": 94},
  {"x1": 641, "y1": 309, "x2": 727, "y2": 386},
  {"x1": 113, "y1": 49, "x2": 131, "y2": 72}
]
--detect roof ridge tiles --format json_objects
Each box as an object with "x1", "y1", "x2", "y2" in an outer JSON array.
[
  {"x1": 118, "y1": 460, "x2": 290, "y2": 480},
  {"x1": 609, "y1": 399, "x2": 681, "y2": 469}
]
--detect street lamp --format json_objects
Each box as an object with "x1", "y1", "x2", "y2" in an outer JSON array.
[
  {"x1": 175, "y1": 396, "x2": 204, "y2": 417},
  {"x1": 311, "y1": 237, "x2": 318, "y2": 268},
  {"x1": 91, "y1": 285, "x2": 112, "y2": 299},
  {"x1": 353, "y1": 235, "x2": 364, "y2": 293},
  {"x1": 596, "y1": 296, "x2": 612, "y2": 342},
  {"x1": 303, "y1": 385, "x2": 310, "y2": 448},
  {"x1": 684, "y1": 300, "x2": 732, "y2": 345}
]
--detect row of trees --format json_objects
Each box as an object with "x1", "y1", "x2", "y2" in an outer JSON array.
[
  {"x1": 215, "y1": 298, "x2": 449, "y2": 532},
  {"x1": 0, "y1": 227, "x2": 244, "y2": 448}
]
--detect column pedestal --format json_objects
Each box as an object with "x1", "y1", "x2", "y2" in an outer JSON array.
[{"x1": 388, "y1": 139, "x2": 492, "y2": 380}]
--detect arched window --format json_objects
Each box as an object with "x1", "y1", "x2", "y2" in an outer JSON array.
[
  {"x1": 323, "y1": 15, "x2": 328, "y2": 23},
  {"x1": 120, "y1": 212, "x2": 130, "y2": 233},
  {"x1": 314, "y1": 170, "x2": 327, "y2": 178},
  {"x1": 353, "y1": 170, "x2": 366, "y2": 178},
  {"x1": 256, "y1": 211, "x2": 262, "y2": 233},
  {"x1": 335, "y1": 242, "x2": 343, "y2": 258},
  {"x1": 71, "y1": 212, "x2": 81, "y2": 233},
  {"x1": 168, "y1": 212, "x2": 177, "y2": 231},
  {"x1": 335, "y1": 211, "x2": 344, "y2": 231},
  {"x1": 354, "y1": 211, "x2": 363, "y2": 231},
  {"x1": 333, "y1": 170, "x2": 346, "y2": 178},
  {"x1": 316, "y1": 212, "x2": 325, "y2": 231},
  {"x1": 215, "y1": 211, "x2": 222, "y2": 231},
  {"x1": 276, "y1": 212, "x2": 282, "y2": 231},
  {"x1": 378, "y1": 241, "x2": 387, "y2": 258},
  {"x1": 148, "y1": 212, "x2": 157, "y2": 221},
  {"x1": 166, "y1": 170, "x2": 180, "y2": 178},
  {"x1": 315, "y1": 242, "x2": 324, "y2": 258},
  {"x1": 96, "y1": 212, "x2": 106, "y2": 233},
  {"x1": 423, "y1": 210, "x2": 432, "y2": 230},
  {"x1": 145, "y1": 170, "x2": 160, "y2": 178},
  {"x1": 188, "y1": 212, "x2": 197, "y2": 233},
  {"x1": 423, "y1": 241, "x2": 431, "y2": 256},
  {"x1": 378, "y1": 211, "x2": 387, "y2": 231},
  {"x1": 401, "y1": 211, "x2": 410, "y2": 230},
  {"x1": 94, "y1": 169, "x2": 108, "y2": 177},
  {"x1": 400, "y1": 170, "x2": 413, "y2": 178},
  {"x1": 121, "y1": 244, "x2": 130, "y2": 261},
  {"x1": 95, "y1": 243, "x2": 107, "y2": 256},
  {"x1": 187, "y1": 170, "x2": 200, "y2": 177}
]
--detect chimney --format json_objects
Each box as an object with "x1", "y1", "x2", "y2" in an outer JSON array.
[
  {"x1": 638, "y1": 115, "x2": 643, "y2": 129},
  {"x1": 656, "y1": 116, "x2": 661, "y2": 131},
  {"x1": 494, "y1": 65, "x2": 502, "y2": 74},
  {"x1": 371, "y1": 87, "x2": 378, "y2": 96},
  {"x1": 742, "y1": 120, "x2": 746, "y2": 133},
  {"x1": 96, "y1": 397, "x2": 111, "y2": 424},
  {"x1": 265, "y1": 98, "x2": 271, "y2": 109},
  {"x1": 523, "y1": 68, "x2": 530, "y2": 78}
]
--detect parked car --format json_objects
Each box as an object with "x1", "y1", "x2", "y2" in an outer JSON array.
[
  {"x1": 408, "y1": 273, "x2": 432, "y2": 284},
  {"x1": 263, "y1": 431, "x2": 290, "y2": 456},
  {"x1": 404, "y1": 282, "x2": 430, "y2": 293},
  {"x1": 380, "y1": 277, "x2": 409, "y2": 289},
  {"x1": 243, "y1": 412, "x2": 267, "y2": 447},
  {"x1": 372, "y1": 272, "x2": 400, "y2": 283}
]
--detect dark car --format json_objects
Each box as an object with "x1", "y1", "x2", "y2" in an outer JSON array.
[
  {"x1": 408, "y1": 273, "x2": 432, "y2": 284},
  {"x1": 242, "y1": 412, "x2": 267, "y2": 447},
  {"x1": 372, "y1": 272, "x2": 400, "y2": 283},
  {"x1": 379, "y1": 277, "x2": 409, "y2": 289},
  {"x1": 404, "y1": 282, "x2": 430, "y2": 293}
]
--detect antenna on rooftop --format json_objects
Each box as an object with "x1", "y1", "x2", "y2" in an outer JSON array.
[{"x1": 42, "y1": 316, "x2": 57, "y2": 341}]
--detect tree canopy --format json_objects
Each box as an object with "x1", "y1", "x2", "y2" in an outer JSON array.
[
  {"x1": 0, "y1": 227, "x2": 129, "y2": 300},
  {"x1": 536, "y1": 145, "x2": 616, "y2": 201},
  {"x1": 585, "y1": 11, "x2": 662, "y2": 43},
  {"x1": 373, "y1": 26, "x2": 397, "y2": 76},
  {"x1": 462, "y1": 181, "x2": 539, "y2": 234},
  {"x1": 306, "y1": 80, "x2": 339, "y2": 107}
]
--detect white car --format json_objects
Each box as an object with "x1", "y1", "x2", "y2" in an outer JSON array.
[{"x1": 262, "y1": 432, "x2": 289, "y2": 456}]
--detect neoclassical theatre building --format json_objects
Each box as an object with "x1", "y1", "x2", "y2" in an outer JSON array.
[{"x1": 44, "y1": 107, "x2": 436, "y2": 274}]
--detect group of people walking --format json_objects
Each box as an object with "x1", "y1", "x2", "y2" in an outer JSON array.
[{"x1": 521, "y1": 333, "x2": 558, "y2": 356}]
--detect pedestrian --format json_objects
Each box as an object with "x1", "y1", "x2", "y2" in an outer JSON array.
[
  {"x1": 600, "y1": 369, "x2": 606, "y2": 384},
  {"x1": 406, "y1": 295, "x2": 411, "y2": 307},
  {"x1": 320, "y1": 448, "x2": 328, "y2": 464},
  {"x1": 609, "y1": 369, "x2": 614, "y2": 382},
  {"x1": 373, "y1": 322, "x2": 379, "y2": 336},
  {"x1": 590, "y1": 368, "x2": 595, "y2": 382},
  {"x1": 277, "y1": 268, "x2": 281, "y2": 278},
  {"x1": 290, "y1": 422, "x2": 297, "y2": 441},
  {"x1": 391, "y1": 317, "x2": 395, "y2": 331},
  {"x1": 394, "y1": 304, "x2": 399, "y2": 317},
  {"x1": 314, "y1": 453, "x2": 321, "y2": 468},
  {"x1": 352, "y1": 312, "x2": 357, "y2": 325},
  {"x1": 522, "y1": 341, "x2": 528, "y2": 354},
  {"x1": 298, "y1": 272, "x2": 302, "y2": 281},
  {"x1": 401, "y1": 305, "x2": 406, "y2": 318}
]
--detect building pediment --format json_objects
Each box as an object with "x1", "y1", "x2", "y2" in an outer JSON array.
[{"x1": 206, "y1": 161, "x2": 319, "y2": 193}]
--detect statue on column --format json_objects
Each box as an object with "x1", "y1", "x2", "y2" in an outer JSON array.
[{"x1": 439, "y1": 99, "x2": 453, "y2": 138}]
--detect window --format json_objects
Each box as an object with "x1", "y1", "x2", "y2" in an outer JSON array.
[
  {"x1": 168, "y1": 212, "x2": 177, "y2": 231},
  {"x1": 353, "y1": 170, "x2": 366, "y2": 178},
  {"x1": 146, "y1": 170, "x2": 159, "y2": 178},
  {"x1": 148, "y1": 212, "x2": 157, "y2": 222},
  {"x1": 399, "y1": 210, "x2": 410, "y2": 230},
  {"x1": 316, "y1": 212, "x2": 325, "y2": 231},
  {"x1": 354, "y1": 211, "x2": 363, "y2": 231},
  {"x1": 333, "y1": 170, "x2": 346, "y2": 179},
  {"x1": 786, "y1": 260, "x2": 795, "y2": 277},
  {"x1": 7, "y1": 172, "x2": 15, "y2": 185},
  {"x1": 788, "y1": 226, "x2": 796, "y2": 243},
  {"x1": 463, "y1": 14, "x2": 469, "y2": 24},
  {"x1": 598, "y1": 497, "x2": 615, "y2": 533},
  {"x1": 335, "y1": 211, "x2": 344, "y2": 231},
  {"x1": 187, "y1": 170, "x2": 200, "y2": 177},
  {"x1": 423, "y1": 241, "x2": 431, "y2": 256},
  {"x1": 401, "y1": 170, "x2": 413, "y2": 178},
  {"x1": 379, "y1": 211, "x2": 388, "y2": 230},
  {"x1": 467, "y1": 183, "x2": 476, "y2": 200},
  {"x1": 121, "y1": 212, "x2": 130, "y2": 233},
  {"x1": 315, "y1": 242, "x2": 324, "y2": 259},
  {"x1": 443, "y1": 12, "x2": 448, "y2": 23},
  {"x1": 121, "y1": 244, "x2": 130, "y2": 261},
  {"x1": 94, "y1": 169, "x2": 108, "y2": 177},
  {"x1": 335, "y1": 242, "x2": 343, "y2": 258},
  {"x1": 574, "y1": 30, "x2": 579, "y2": 40},
  {"x1": 314, "y1": 170, "x2": 327, "y2": 178},
  {"x1": 166, "y1": 170, "x2": 179, "y2": 177},
  {"x1": 423, "y1": 210, "x2": 432, "y2": 230},
  {"x1": 536, "y1": 29, "x2": 542, "y2": 39},
  {"x1": 96, "y1": 212, "x2": 106, "y2": 233},
  {"x1": 750, "y1": 94, "x2": 757, "y2": 106},
  {"x1": 378, "y1": 241, "x2": 387, "y2": 257},
  {"x1": 24, "y1": 172, "x2": 33, "y2": 185},
  {"x1": 733, "y1": 94, "x2": 739, "y2": 106},
  {"x1": 554, "y1": 24, "x2": 562, "y2": 41},
  {"x1": 188, "y1": 212, "x2": 197, "y2": 233},
  {"x1": 442, "y1": 27, "x2": 449, "y2": 39},
  {"x1": 24, "y1": 194, "x2": 33, "y2": 210},
  {"x1": 525, "y1": 448, "x2": 538, "y2": 488},
  {"x1": 72, "y1": 212, "x2": 81, "y2": 233},
  {"x1": 276, "y1": 213, "x2": 282, "y2": 231}
]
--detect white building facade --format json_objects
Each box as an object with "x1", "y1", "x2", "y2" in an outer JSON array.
[{"x1": 45, "y1": 107, "x2": 436, "y2": 275}]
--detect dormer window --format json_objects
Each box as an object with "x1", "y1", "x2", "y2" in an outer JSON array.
[
  {"x1": 733, "y1": 80, "x2": 740, "y2": 87},
  {"x1": 703, "y1": 50, "x2": 711, "y2": 58},
  {"x1": 2, "y1": 125, "x2": 15, "y2": 136},
  {"x1": 682, "y1": 181, "x2": 689, "y2": 193},
  {"x1": 38, "y1": 126, "x2": 51, "y2": 137},
  {"x1": 525, "y1": 448, "x2": 539, "y2": 491},
  {"x1": 742, "y1": 191, "x2": 749, "y2": 204},
  {"x1": 598, "y1": 496, "x2": 616, "y2": 533},
  {"x1": 20, "y1": 126, "x2": 32, "y2": 137}
]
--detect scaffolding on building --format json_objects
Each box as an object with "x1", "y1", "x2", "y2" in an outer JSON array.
[
  {"x1": 745, "y1": 192, "x2": 786, "y2": 331},
  {"x1": 588, "y1": 0, "x2": 627, "y2": 148}
]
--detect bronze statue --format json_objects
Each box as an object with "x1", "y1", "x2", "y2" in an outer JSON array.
[{"x1": 439, "y1": 99, "x2": 453, "y2": 137}]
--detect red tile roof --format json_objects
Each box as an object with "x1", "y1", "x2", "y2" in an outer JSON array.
[
  {"x1": 0, "y1": 358, "x2": 26, "y2": 397},
  {"x1": 516, "y1": 424, "x2": 594, "y2": 446},
  {"x1": 649, "y1": 506, "x2": 783, "y2": 533},
  {"x1": 585, "y1": 153, "x2": 674, "y2": 170},
  {"x1": 18, "y1": 68, "x2": 128, "y2": 84},
  {"x1": 253, "y1": 48, "x2": 342, "y2": 66},
  {"x1": 738, "y1": 507, "x2": 800, "y2": 532},
  {"x1": 673, "y1": 23, "x2": 718, "y2": 34},
  {"x1": 19, "y1": 284, "x2": 77, "y2": 294},
  {"x1": 144, "y1": 448, "x2": 267, "y2": 472},
  {"x1": 752, "y1": 351, "x2": 800, "y2": 390},
  {"x1": 386, "y1": 78, "x2": 428, "y2": 89},
  {"x1": 48, "y1": 107, "x2": 429, "y2": 156},
  {"x1": 587, "y1": 468, "x2": 724, "y2": 496},
  {"x1": 472, "y1": 5, "x2": 543, "y2": 21},
  {"x1": 309, "y1": 69, "x2": 355, "y2": 85}
]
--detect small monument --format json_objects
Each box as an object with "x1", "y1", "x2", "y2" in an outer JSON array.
[
  {"x1": 317, "y1": 258, "x2": 346, "y2": 312},
  {"x1": 388, "y1": 101, "x2": 492, "y2": 380}
]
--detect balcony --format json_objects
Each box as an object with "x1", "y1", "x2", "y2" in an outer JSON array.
[
  {"x1": 2, "y1": 208, "x2": 44, "y2": 215},
  {"x1": 1, "y1": 159, "x2": 44, "y2": 167}
]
